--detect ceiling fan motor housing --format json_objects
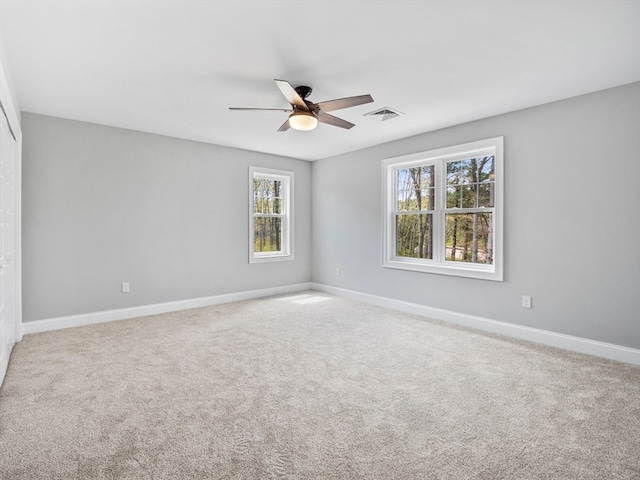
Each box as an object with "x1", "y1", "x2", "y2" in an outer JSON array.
[{"x1": 294, "y1": 85, "x2": 313, "y2": 99}]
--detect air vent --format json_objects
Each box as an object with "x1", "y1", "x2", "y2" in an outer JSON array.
[{"x1": 364, "y1": 107, "x2": 403, "y2": 122}]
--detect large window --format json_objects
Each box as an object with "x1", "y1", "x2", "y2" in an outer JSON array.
[
  {"x1": 249, "y1": 167, "x2": 294, "y2": 263},
  {"x1": 383, "y1": 137, "x2": 503, "y2": 281}
]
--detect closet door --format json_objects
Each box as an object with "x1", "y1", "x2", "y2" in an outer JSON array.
[{"x1": 0, "y1": 107, "x2": 16, "y2": 375}]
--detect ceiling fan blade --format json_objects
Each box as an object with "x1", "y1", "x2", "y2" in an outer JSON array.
[
  {"x1": 277, "y1": 119, "x2": 291, "y2": 132},
  {"x1": 315, "y1": 94, "x2": 373, "y2": 113},
  {"x1": 317, "y1": 112, "x2": 355, "y2": 129},
  {"x1": 229, "y1": 107, "x2": 293, "y2": 112},
  {"x1": 274, "y1": 79, "x2": 310, "y2": 111}
]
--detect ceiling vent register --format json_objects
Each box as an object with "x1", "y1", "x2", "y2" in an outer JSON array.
[{"x1": 364, "y1": 107, "x2": 403, "y2": 122}]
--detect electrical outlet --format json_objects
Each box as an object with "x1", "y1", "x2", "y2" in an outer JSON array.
[
  {"x1": 522, "y1": 295, "x2": 532, "y2": 308},
  {"x1": 335, "y1": 268, "x2": 341, "y2": 277},
  {"x1": 122, "y1": 282, "x2": 130, "y2": 293}
]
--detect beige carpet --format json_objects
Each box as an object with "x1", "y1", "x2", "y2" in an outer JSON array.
[{"x1": 1, "y1": 291, "x2": 639, "y2": 479}]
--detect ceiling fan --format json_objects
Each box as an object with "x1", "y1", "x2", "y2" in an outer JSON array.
[{"x1": 229, "y1": 79, "x2": 374, "y2": 132}]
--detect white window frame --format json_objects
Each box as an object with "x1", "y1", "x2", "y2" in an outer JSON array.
[
  {"x1": 249, "y1": 166, "x2": 294, "y2": 263},
  {"x1": 382, "y1": 137, "x2": 504, "y2": 281}
]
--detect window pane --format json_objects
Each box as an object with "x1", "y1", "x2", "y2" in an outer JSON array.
[
  {"x1": 477, "y1": 182, "x2": 494, "y2": 208},
  {"x1": 446, "y1": 156, "x2": 495, "y2": 208},
  {"x1": 479, "y1": 156, "x2": 495, "y2": 180},
  {"x1": 445, "y1": 213, "x2": 493, "y2": 264},
  {"x1": 396, "y1": 213, "x2": 433, "y2": 259},
  {"x1": 396, "y1": 165, "x2": 435, "y2": 211},
  {"x1": 447, "y1": 158, "x2": 472, "y2": 184},
  {"x1": 446, "y1": 184, "x2": 478, "y2": 209},
  {"x1": 253, "y1": 179, "x2": 282, "y2": 214},
  {"x1": 254, "y1": 217, "x2": 282, "y2": 252}
]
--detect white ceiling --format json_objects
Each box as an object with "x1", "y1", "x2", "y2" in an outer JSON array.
[{"x1": 1, "y1": 0, "x2": 639, "y2": 161}]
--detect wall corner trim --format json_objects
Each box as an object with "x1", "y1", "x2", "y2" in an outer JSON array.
[
  {"x1": 21, "y1": 283, "x2": 313, "y2": 336},
  {"x1": 310, "y1": 283, "x2": 640, "y2": 366}
]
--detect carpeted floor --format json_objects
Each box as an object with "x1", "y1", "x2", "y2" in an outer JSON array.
[{"x1": 1, "y1": 291, "x2": 639, "y2": 479}]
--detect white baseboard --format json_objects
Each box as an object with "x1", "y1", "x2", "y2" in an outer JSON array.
[
  {"x1": 311, "y1": 283, "x2": 640, "y2": 366},
  {"x1": 19, "y1": 281, "x2": 639, "y2": 366},
  {"x1": 21, "y1": 283, "x2": 313, "y2": 336}
]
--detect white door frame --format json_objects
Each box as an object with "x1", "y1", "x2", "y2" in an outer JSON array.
[{"x1": 0, "y1": 58, "x2": 22, "y2": 386}]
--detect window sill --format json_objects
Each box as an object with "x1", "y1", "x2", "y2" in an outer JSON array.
[
  {"x1": 382, "y1": 258, "x2": 502, "y2": 281},
  {"x1": 250, "y1": 253, "x2": 295, "y2": 264}
]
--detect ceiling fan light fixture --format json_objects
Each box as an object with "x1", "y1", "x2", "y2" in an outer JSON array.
[{"x1": 289, "y1": 111, "x2": 318, "y2": 131}]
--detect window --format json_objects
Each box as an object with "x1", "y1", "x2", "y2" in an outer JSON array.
[
  {"x1": 249, "y1": 167, "x2": 294, "y2": 263},
  {"x1": 382, "y1": 137, "x2": 503, "y2": 281}
]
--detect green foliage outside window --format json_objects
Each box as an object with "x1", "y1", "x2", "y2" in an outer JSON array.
[
  {"x1": 395, "y1": 165, "x2": 435, "y2": 259},
  {"x1": 444, "y1": 156, "x2": 494, "y2": 264},
  {"x1": 253, "y1": 178, "x2": 283, "y2": 253},
  {"x1": 395, "y1": 156, "x2": 495, "y2": 265}
]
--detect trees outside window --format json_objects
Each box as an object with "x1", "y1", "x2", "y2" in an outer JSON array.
[
  {"x1": 249, "y1": 167, "x2": 294, "y2": 263},
  {"x1": 383, "y1": 137, "x2": 503, "y2": 281}
]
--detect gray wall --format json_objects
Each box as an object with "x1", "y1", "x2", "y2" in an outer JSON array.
[
  {"x1": 312, "y1": 82, "x2": 640, "y2": 349},
  {"x1": 21, "y1": 83, "x2": 640, "y2": 350},
  {"x1": 22, "y1": 113, "x2": 311, "y2": 321}
]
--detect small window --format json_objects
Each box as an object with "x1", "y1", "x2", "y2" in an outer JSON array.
[
  {"x1": 382, "y1": 137, "x2": 503, "y2": 281},
  {"x1": 249, "y1": 167, "x2": 294, "y2": 263}
]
